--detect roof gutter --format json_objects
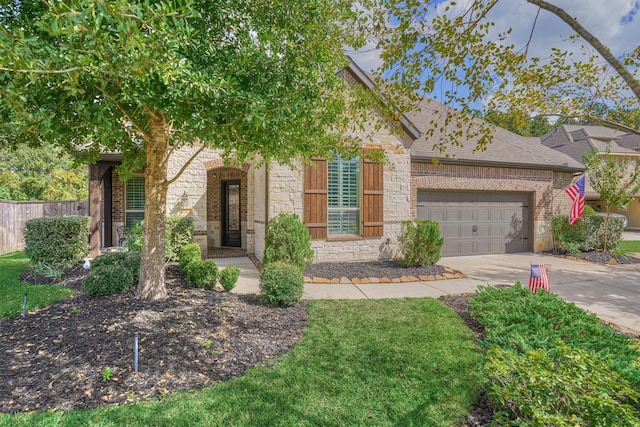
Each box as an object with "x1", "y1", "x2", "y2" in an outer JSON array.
[{"x1": 410, "y1": 154, "x2": 585, "y2": 174}]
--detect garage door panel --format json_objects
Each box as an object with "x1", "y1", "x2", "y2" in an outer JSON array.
[{"x1": 417, "y1": 191, "x2": 531, "y2": 256}]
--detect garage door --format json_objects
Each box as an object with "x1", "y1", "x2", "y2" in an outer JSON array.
[{"x1": 417, "y1": 191, "x2": 531, "y2": 256}]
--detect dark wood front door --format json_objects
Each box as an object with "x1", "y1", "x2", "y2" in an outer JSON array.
[{"x1": 222, "y1": 181, "x2": 241, "y2": 247}]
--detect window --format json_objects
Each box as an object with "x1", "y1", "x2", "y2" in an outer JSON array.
[
  {"x1": 328, "y1": 154, "x2": 360, "y2": 235},
  {"x1": 125, "y1": 175, "x2": 145, "y2": 228},
  {"x1": 304, "y1": 149, "x2": 383, "y2": 239}
]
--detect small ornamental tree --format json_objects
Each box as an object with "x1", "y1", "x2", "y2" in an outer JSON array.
[{"x1": 583, "y1": 146, "x2": 640, "y2": 251}]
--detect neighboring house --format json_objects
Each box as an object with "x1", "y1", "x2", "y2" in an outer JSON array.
[
  {"x1": 541, "y1": 125, "x2": 640, "y2": 229},
  {"x1": 87, "y1": 58, "x2": 584, "y2": 261}
]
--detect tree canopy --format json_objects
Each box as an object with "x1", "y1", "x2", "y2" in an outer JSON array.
[
  {"x1": 0, "y1": 0, "x2": 377, "y2": 299},
  {"x1": 368, "y1": 0, "x2": 640, "y2": 145}
]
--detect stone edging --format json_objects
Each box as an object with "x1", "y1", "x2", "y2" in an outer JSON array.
[{"x1": 304, "y1": 267, "x2": 466, "y2": 284}]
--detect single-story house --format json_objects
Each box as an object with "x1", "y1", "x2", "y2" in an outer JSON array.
[
  {"x1": 88, "y1": 58, "x2": 584, "y2": 261},
  {"x1": 541, "y1": 125, "x2": 640, "y2": 229}
]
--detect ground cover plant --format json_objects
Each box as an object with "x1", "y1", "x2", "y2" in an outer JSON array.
[
  {"x1": 470, "y1": 284, "x2": 640, "y2": 425},
  {"x1": 0, "y1": 298, "x2": 484, "y2": 426},
  {"x1": 0, "y1": 252, "x2": 74, "y2": 318}
]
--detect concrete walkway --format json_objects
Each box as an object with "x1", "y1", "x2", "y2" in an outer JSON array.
[{"x1": 213, "y1": 252, "x2": 640, "y2": 334}]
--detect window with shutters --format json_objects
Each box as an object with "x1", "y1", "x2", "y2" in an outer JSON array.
[
  {"x1": 328, "y1": 154, "x2": 360, "y2": 235},
  {"x1": 125, "y1": 175, "x2": 145, "y2": 228},
  {"x1": 304, "y1": 150, "x2": 383, "y2": 239}
]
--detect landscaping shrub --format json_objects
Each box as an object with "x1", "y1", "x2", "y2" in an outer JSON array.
[
  {"x1": 260, "y1": 261, "x2": 304, "y2": 306},
  {"x1": 470, "y1": 284, "x2": 640, "y2": 389},
  {"x1": 179, "y1": 243, "x2": 202, "y2": 272},
  {"x1": 125, "y1": 223, "x2": 143, "y2": 254},
  {"x1": 165, "y1": 216, "x2": 195, "y2": 261},
  {"x1": 581, "y1": 215, "x2": 624, "y2": 251},
  {"x1": 488, "y1": 343, "x2": 640, "y2": 426},
  {"x1": 552, "y1": 214, "x2": 624, "y2": 253},
  {"x1": 219, "y1": 266, "x2": 240, "y2": 291},
  {"x1": 82, "y1": 264, "x2": 134, "y2": 296},
  {"x1": 263, "y1": 213, "x2": 313, "y2": 271},
  {"x1": 398, "y1": 219, "x2": 444, "y2": 266},
  {"x1": 24, "y1": 215, "x2": 90, "y2": 267},
  {"x1": 91, "y1": 252, "x2": 140, "y2": 284},
  {"x1": 185, "y1": 260, "x2": 218, "y2": 289},
  {"x1": 551, "y1": 215, "x2": 585, "y2": 256}
]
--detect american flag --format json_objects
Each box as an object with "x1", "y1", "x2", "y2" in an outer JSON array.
[
  {"x1": 565, "y1": 176, "x2": 585, "y2": 225},
  {"x1": 529, "y1": 264, "x2": 550, "y2": 293}
]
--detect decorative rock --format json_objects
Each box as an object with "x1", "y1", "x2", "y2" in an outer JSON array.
[
  {"x1": 426, "y1": 275, "x2": 436, "y2": 281},
  {"x1": 608, "y1": 259, "x2": 618, "y2": 265},
  {"x1": 454, "y1": 272, "x2": 465, "y2": 278},
  {"x1": 360, "y1": 278, "x2": 371, "y2": 284},
  {"x1": 435, "y1": 275, "x2": 444, "y2": 280},
  {"x1": 304, "y1": 276, "x2": 312, "y2": 283},
  {"x1": 444, "y1": 267, "x2": 454, "y2": 273},
  {"x1": 418, "y1": 275, "x2": 430, "y2": 281},
  {"x1": 444, "y1": 273, "x2": 455, "y2": 279},
  {"x1": 379, "y1": 277, "x2": 392, "y2": 283},
  {"x1": 312, "y1": 277, "x2": 330, "y2": 284},
  {"x1": 340, "y1": 277, "x2": 352, "y2": 284},
  {"x1": 400, "y1": 275, "x2": 419, "y2": 282},
  {"x1": 330, "y1": 278, "x2": 340, "y2": 284},
  {"x1": 392, "y1": 278, "x2": 401, "y2": 283},
  {"x1": 369, "y1": 277, "x2": 380, "y2": 284},
  {"x1": 351, "y1": 278, "x2": 361, "y2": 284}
]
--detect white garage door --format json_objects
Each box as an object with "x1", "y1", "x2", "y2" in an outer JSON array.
[{"x1": 417, "y1": 191, "x2": 531, "y2": 256}]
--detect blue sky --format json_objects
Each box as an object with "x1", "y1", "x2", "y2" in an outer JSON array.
[{"x1": 350, "y1": 0, "x2": 640, "y2": 74}]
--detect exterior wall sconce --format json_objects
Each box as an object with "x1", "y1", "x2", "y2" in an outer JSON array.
[{"x1": 179, "y1": 191, "x2": 192, "y2": 215}]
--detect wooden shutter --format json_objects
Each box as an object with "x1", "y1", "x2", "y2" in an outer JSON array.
[
  {"x1": 304, "y1": 159, "x2": 327, "y2": 239},
  {"x1": 362, "y1": 149, "x2": 384, "y2": 237}
]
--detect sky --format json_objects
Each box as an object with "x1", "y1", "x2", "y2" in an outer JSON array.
[{"x1": 349, "y1": 0, "x2": 640, "y2": 74}]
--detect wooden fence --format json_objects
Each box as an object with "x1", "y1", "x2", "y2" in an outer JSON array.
[{"x1": 0, "y1": 199, "x2": 88, "y2": 256}]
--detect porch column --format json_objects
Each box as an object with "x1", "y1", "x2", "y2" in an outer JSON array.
[{"x1": 88, "y1": 164, "x2": 101, "y2": 258}]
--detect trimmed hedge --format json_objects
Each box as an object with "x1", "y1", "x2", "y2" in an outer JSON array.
[
  {"x1": 219, "y1": 266, "x2": 240, "y2": 291},
  {"x1": 165, "y1": 216, "x2": 195, "y2": 261},
  {"x1": 24, "y1": 216, "x2": 90, "y2": 267},
  {"x1": 260, "y1": 261, "x2": 304, "y2": 306},
  {"x1": 179, "y1": 243, "x2": 202, "y2": 272},
  {"x1": 552, "y1": 214, "x2": 624, "y2": 253},
  {"x1": 91, "y1": 251, "x2": 140, "y2": 284},
  {"x1": 398, "y1": 219, "x2": 443, "y2": 266},
  {"x1": 263, "y1": 213, "x2": 313, "y2": 271},
  {"x1": 82, "y1": 264, "x2": 134, "y2": 296},
  {"x1": 185, "y1": 260, "x2": 218, "y2": 289}
]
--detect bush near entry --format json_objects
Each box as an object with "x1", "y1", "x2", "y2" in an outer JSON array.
[
  {"x1": 185, "y1": 260, "x2": 218, "y2": 289},
  {"x1": 398, "y1": 219, "x2": 444, "y2": 267},
  {"x1": 24, "y1": 216, "x2": 90, "y2": 267},
  {"x1": 260, "y1": 262, "x2": 304, "y2": 306},
  {"x1": 219, "y1": 266, "x2": 240, "y2": 291},
  {"x1": 179, "y1": 243, "x2": 202, "y2": 272},
  {"x1": 263, "y1": 213, "x2": 313, "y2": 271}
]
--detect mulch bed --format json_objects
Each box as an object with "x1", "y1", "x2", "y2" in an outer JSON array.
[
  {"x1": 1, "y1": 264, "x2": 307, "y2": 413},
  {"x1": 20, "y1": 252, "x2": 635, "y2": 424},
  {"x1": 542, "y1": 250, "x2": 640, "y2": 265}
]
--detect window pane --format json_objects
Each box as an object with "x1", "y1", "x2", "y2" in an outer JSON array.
[
  {"x1": 126, "y1": 212, "x2": 145, "y2": 228},
  {"x1": 327, "y1": 154, "x2": 360, "y2": 235},
  {"x1": 126, "y1": 176, "x2": 145, "y2": 210}
]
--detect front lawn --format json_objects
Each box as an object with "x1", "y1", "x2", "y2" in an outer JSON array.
[
  {"x1": 0, "y1": 252, "x2": 75, "y2": 318},
  {"x1": 0, "y1": 297, "x2": 484, "y2": 426},
  {"x1": 619, "y1": 240, "x2": 640, "y2": 253}
]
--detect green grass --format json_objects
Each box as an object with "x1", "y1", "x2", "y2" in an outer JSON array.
[
  {"x1": 618, "y1": 240, "x2": 640, "y2": 253},
  {"x1": 0, "y1": 299, "x2": 484, "y2": 426},
  {"x1": 0, "y1": 252, "x2": 75, "y2": 319}
]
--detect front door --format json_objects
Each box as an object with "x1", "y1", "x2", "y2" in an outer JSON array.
[{"x1": 222, "y1": 181, "x2": 241, "y2": 247}]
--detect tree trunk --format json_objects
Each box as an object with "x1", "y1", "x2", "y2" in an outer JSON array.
[{"x1": 136, "y1": 111, "x2": 170, "y2": 300}]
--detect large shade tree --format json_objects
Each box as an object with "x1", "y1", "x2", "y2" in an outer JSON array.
[
  {"x1": 367, "y1": 0, "x2": 640, "y2": 148},
  {"x1": 0, "y1": 0, "x2": 377, "y2": 300}
]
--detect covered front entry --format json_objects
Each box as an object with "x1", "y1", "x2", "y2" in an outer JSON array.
[
  {"x1": 417, "y1": 190, "x2": 531, "y2": 256},
  {"x1": 206, "y1": 164, "x2": 248, "y2": 251}
]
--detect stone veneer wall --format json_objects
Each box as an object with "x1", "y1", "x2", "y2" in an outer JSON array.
[
  {"x1": 261, "y1": 128, "x2": 411, "y2": 263},
  {"x1": 411, "y1": 163, "x2": 575, "y2": 252}
]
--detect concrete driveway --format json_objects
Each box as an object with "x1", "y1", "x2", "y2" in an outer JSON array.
[{"x1": 443, "y1": 253, "x2": 640, "y2": 334}]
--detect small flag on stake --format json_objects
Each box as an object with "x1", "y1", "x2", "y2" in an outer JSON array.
[{"x1": 529, "y1": 264, "x2": 550, "y2": 293}]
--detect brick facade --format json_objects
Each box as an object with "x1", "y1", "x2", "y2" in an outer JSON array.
[{"x1": 411, "y1": 162, "x2": 575, "y2": 251}]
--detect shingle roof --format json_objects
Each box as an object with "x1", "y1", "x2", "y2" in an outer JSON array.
[
  {"x1": 407, "y1": 98, "x2": 584, "y2": 172},
  {"x1": 540, "y1": 125, "x2": 639, "y2": 162}
]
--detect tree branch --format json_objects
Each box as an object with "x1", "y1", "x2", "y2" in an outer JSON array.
[
  {"x1": 527, "y1": 0, "x2": 640, "y2": 101},
  {"x1": 0, "y1": 66, "x2": 83, "y2": 74},
  {"x1": 166, "y1": 143, "x2": 207, "y2": 186}
]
